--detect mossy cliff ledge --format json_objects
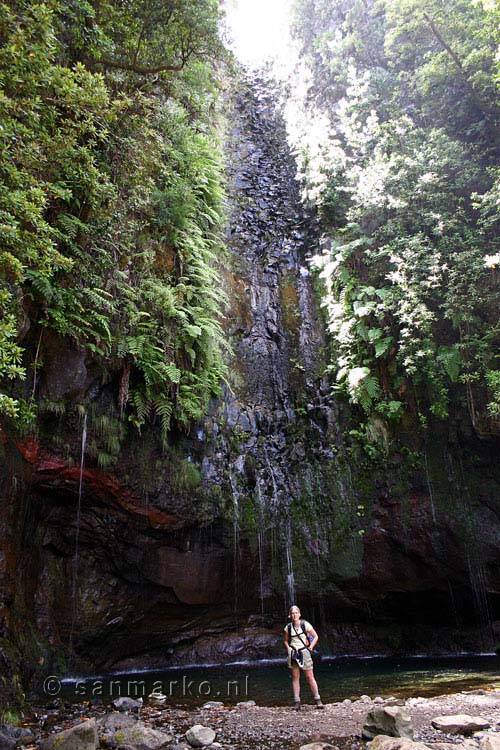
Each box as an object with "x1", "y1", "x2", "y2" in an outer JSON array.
[{"x1": 2, "y1": 73, "x2": 500, "y2": 708}]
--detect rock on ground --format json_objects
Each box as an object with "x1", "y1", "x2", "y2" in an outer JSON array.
[
  {"x1": 106, "y1": 721, "x2": 173, "y2": 749},
  {"x1": 363, "y1": 707, "x2": 414, "y2": 740},
  {"x1": 480, "y1": 735, "x2": 500, "y2": 750},
  {"x1": 185, "y1": 725, "x2": 216, "y2": 748},
  {"x1": 112, "y1": 697, "x2": 143, "y2": 713},
  {"x1": 368, "y1": 735, "x2": 431, "y2": 750},
  {"x1": 98, "y1": 712, "x2": 138, "y2": 734},
  {"x1": 0, "y1": 725, "x2": 36, "y2": 745},
  {"x1": 30, "y1": 686, "x2": 500, "y2": 750},
  {"x1": 431, "y1": 715, "x2": 491, "y2": 735},
  {"x1": 40, "y1": 718, "x2": 98, "y2": 750},
  {"x1": 0, "y1": 732, "x2": 16, "y2": 750}
]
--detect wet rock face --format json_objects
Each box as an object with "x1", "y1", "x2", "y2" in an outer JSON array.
[
  {"x1": 0, "y1": 72, "x2": 335, "y2": 683},
  {"x1": 221, "y1": 76, "x2": 323, "y2": 416},
  {"x1": 3, "y1": 72, "x2": 500, "y2": 698}
]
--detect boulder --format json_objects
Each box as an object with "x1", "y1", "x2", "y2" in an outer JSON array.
[
  {"x1": 106, "y1": 722, "x2": 173, "y2": 749},
  {"x1": 0, "y1": 726, "x2": 36, "y2": 746},
  {"x1": 98, "y1": 712, "x2": 138, "y2": 744},
  {"x1": 431, "y1": 716, "x2": 491, "y2": 735},
  {"x1": 362, "y1": 707, "x2": 413, "y2": 740},
  {"x1": 367, "y1": 737, "x2": 429, "y2": 750},
  {"x1": 112, "y1": 698, "x2": 143, "y2": 713},
  {"x1": 40, "y1": 719, "x2": 98, "y2": 750},
  {"x1": 185, "y1": 725, "x2": 216, "y2": 748},
  {"x1": 462, "y1": 741, "x2": 480, "y2": 750},
  {"x1": 201, "y1": 702, "x2": 223, "y2": 710},
  {"x1": 148, "y1": 693, "x2": 167, "y2": 707},
  {"x1": 0, "y1": 732, "x2": 16, "y2": 750},
  {"x1": 98, "y1": 712, "x2": 138, "y2": 731},
  {"x1": 236, "y1": 701, "x2": 256, "y2": 708},
  {"x1": 480, "y1": 735, "x2": 500, "y2": 750}
]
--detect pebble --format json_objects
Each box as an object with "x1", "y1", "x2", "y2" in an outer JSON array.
[
  {"x1": 201, "y1": 702, "x2": 224, "y2": 710},
  {"x1": 27, "y1": 672, "x2": 500, "y2": 750}
]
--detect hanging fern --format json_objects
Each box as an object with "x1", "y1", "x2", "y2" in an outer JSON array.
[
  {"x1": 152, "y1": 395, "x2": 173, "y2": 447},
  {"x1": 0, "y1": 2, "x2": 227, "y2": 439}
]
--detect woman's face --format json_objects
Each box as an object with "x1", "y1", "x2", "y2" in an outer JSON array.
[{"x1": 289, "y1": 606, "x2": 301, "y2": 620}]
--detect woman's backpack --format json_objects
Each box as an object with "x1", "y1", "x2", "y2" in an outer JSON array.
[{"x1": 286, "y1": 619, "x2": 322, "y2": 663}]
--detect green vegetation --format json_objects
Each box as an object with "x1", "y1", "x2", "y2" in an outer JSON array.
[
  {"x1": 0, "y1": 709, "x2": 21, "y2": 725},
  {"x1": 170, "y1": 457, "x2": 202, "y2": 493},
  {"x1": 292, "y1": 0, "x2": 500, "y2": 436},
  {"x1": 0, "y1": 0, "x2": 227, "y2": 445}
]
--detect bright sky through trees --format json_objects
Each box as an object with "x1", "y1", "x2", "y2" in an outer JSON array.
[{"x1": 224, "y1": 0, "x2": 295, "y2": 70}]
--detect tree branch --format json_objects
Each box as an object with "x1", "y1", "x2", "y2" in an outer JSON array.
[
  {"x1": 422, "y1": 12, "x2": 495, "y2": 121},
  {"x1": 132, "y1": 18, "x2": 150, "y2": 66},
  {"x1": 98, "y1": 57, "x2": 185, "y2": 74}
]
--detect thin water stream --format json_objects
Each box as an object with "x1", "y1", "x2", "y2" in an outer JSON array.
[{"x1": 69, "y1": 412, "x2": 87, "y2": 655}]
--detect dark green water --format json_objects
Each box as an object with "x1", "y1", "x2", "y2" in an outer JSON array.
[{"x1": 44, "y1": 655, "x2": 500, "y2": 707}]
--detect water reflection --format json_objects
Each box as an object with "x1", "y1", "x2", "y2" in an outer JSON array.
[{"x1": 50, "y1": 655, "x2": 500, "y2": 707}]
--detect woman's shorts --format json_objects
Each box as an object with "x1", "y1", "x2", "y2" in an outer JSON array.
[{"x1": 287, "y1": 647, "x2": 313, "y2": 671}]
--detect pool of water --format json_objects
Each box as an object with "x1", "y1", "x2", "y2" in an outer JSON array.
[{"x1": 48, "y1": 655, "x2": 500, "y2": 707}]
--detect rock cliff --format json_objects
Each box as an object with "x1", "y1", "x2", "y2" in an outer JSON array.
[{"x1": 2, "y1": 72, "x2": 500, "y2": 707}]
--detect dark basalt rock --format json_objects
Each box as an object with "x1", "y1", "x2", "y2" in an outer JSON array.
[{"x1": 2, "y1": 71, "x2": 500, "y2": 711}]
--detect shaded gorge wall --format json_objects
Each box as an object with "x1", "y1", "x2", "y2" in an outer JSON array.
[{"x1": 2, "y1": 72, "x2": 500, "y2": 706}]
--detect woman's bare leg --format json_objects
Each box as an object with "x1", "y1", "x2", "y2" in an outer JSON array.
[
  {"x1": 304, "y1": 668, "x2": 320, "y2": 699},
  {"x1": 291, "y1": 665, "x2": 301, "y2": 701}
]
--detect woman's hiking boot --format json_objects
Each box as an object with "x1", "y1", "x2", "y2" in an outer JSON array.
[
  {"x1": 314, "y1": 698, "x2": 325, "y2": 709},
  {"x1": 293, "y1": 700, "x2": 301, "y2": 711}
]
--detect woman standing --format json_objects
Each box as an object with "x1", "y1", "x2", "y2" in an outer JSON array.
[{"x1": 283, "y1": 604, "x2": 325, "y2": 710}]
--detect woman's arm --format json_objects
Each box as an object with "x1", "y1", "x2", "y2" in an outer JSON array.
[
  {"x1": 306, "y1": 625, "x2": 318, "y2": 650},
  {"x1": 284, "y1": 628, "x2": 290, "y2": 650}
]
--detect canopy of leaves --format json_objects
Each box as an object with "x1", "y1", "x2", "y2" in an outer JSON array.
[
  {"x1": 292, "y1": 0, "x2": 500, "y2": 435},
  {"x1": 0, "y1": 0, "x2": 227, "y2": 445}
]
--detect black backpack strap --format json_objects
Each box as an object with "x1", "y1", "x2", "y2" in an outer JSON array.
[
  {"x1": 287, "y1": 619, "x2": 310, "y2": 648},
  {"x1": 291, "y1": 619, "x2": 309, "y2": 649},
  {"x1": 300, "y1": 619, "x2": 309, "y2": 647}
]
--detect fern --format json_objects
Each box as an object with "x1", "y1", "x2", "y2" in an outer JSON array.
[
  {"x1": 165, "y1": 362, "x2": 181, "y2": 383},
  {"x1": 25, "y1": 270, "x2": 54, "y2": 302},
  {"x1": 132, "y1": 389, "x2": 151, "y2": 424},
  {"x1": 1, "y1": 16, "x2": 228, "y2": 442},
  {"x1": 152, "y1": 395, "x2": 173, "y2": 447}
]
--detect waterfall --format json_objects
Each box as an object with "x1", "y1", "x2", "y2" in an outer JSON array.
[
  {"x1": 255, "y1": 480, "x2": 266, "y2": 616},
  {"x1": 229, "y1": 465, "x2": 241, "y2": 620},
  {"x1": 285, "y1": 519, "x2": 296, "y2": 607},
  {"x1": 69, "y1": 411, "x2": 87, "y2": 654},
  {"x1": 424, "y1": 448, "x2": 438, "y2": 527},
  {"x1": 216, "y1": 69, "x2": 338, "y2": 619}
]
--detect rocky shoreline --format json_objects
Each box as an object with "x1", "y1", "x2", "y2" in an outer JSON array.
[{"x1": 3, "y1": 686, "x2": 500, "y2": 750}]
